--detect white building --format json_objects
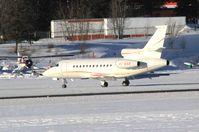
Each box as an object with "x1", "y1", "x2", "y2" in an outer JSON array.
[{"x1": 51, "y1": 17, "x2": 186, "y2": 40}]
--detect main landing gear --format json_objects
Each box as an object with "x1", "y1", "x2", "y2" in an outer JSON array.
[
  {"x1": 100, "y1": 78, "x2": 130, "y2": 87},
  {"x1": 62, "y1": 79, "x2": 67, "y2": 88},
  {"x1": 122, "y1": 78, "x2": 130, "y2": 86},
  {"x1": 60, "y1": 78, "x2": 130, "y2": 88},
  {"x1": 101, "y1": 80, "x2": 108, "y2": 87}
]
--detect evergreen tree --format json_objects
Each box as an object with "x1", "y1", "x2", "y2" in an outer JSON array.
[
  {"x1": 34, "y1": 0, "x2": 57, "y2": 31},
  {"x1": 176, "y1": 0, "x2": 199, "y2": 23},
  {"x1": 90, "y1": 0, "x2": 111, "y2": 18},
  {"x1": 0, "y1": 0, "x2": 37, "y2": 52}
]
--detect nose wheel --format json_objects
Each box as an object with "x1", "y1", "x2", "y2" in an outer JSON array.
[
  {"x1": 62, "y1": 79, "x2": 67, "y2": 88},
  {"x1": 122, "y1": 78, "x2": 130, "y2": 86}
]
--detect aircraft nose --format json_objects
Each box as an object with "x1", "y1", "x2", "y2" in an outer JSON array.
[
  {"x1": 43, "y1": 67, "x2": 61, "y2": 77},
  {"x1": 42, "y1": 69, "x2": 51, "y2": 77},
  {"x1": 43, "y1": 67, "x2": 55, "y2": 77}
]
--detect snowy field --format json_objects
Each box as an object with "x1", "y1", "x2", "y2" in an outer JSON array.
[{"x1": 0, "y1": 69, "x2": 199, "y2": 131}]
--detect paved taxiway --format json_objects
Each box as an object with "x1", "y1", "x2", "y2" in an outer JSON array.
[{"x1": 0, "y1": 69, "x2": 199, "y2": 98}]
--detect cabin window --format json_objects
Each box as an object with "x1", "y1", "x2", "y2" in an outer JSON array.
[
  {"x1": 103, "y1": 64, "x2": 106, "y2": 67},
  {"x1": 89, "y1": 65, "x2": 91, "y2": 67},
  {"x1": 79, "y1": 65, "x2": 81, "y2": 68},
  {"x1": 56, "y1": 64, "x2": 59, "y2": 67},
  {"x1": 100, "y1": 65, "x2": 102, "y2": 67},
  {"x1": 83, "y1": 65, "x2": 85, "y2": 68},
  {"x1": 96, "y1": 65, "x2": 98, "y2": 67},
  {"x1": 93, "y1": 65, "x2": 95, "y2": 67},
  {"x1": 73, "y1": 65, "x2": 75, "y2": 68},
  {"x1": 86, "y1": 65, "x2": 88, "y2": 67}
]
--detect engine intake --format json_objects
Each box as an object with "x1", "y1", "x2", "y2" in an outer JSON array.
[
  {"x1": 166, "y1": 60, "x2": 170, "y2": 66},
  {"x1": 25, "y1": 59, "x2": 33, "y2": 68}
]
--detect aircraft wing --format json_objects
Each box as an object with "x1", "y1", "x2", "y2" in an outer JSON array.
[
  {"x1": 78, "y1": 72, "x2": 116, "y2": 80},
  {"x1": 91, "y1": 73, "x2": 173, "y2": 81},
  {"x1": 129, "y1": 72, "x2": 174, "y2": 80}
]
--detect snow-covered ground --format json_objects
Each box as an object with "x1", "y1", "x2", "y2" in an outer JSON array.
[
  {"x1": 0, "y1": 69, "x2": 198, "y2": 131},
  {"x1": 0, "y1": 27, "x2": 199, "y2": 131},
  {"x1": 1, "y1": 92, "x2": 199, "y2": 132}
]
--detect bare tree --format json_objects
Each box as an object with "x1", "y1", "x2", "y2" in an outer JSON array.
[
  {"x1": 167, "y1": 21, "x2": 179, "y2": 49},
  {"x1": 56, "y1": 0, "x2": 92, "y2": 54},
  {"x1": 110, "y1": 0, "x2": 127, "y2": 39},
  {"x1": 57, "y1": 0, "x2": 91, "y2": 41}
]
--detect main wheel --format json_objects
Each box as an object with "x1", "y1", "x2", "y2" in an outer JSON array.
[
  {"x1": 101, "y1": 81, "x2": 108, "y2": 87},
  {"x1": 62, "y1": 84, "x2": 67, "y2": 88},
  {"x1": 122, "y1": 79, "x2": 130, "y2": 86}
]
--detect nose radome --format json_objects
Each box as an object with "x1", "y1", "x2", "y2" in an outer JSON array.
[
  {"x1": 42, "y1": 70, "x2": 50, "y2": 77},
  {"x1": 42, "y1": 67, "x2": 60, "y2": 77},
  {"x1": 42, "y1": 68, "x2": 54, "y2": 77}
]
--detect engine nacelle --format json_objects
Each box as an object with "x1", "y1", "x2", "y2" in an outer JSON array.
[
  {"x1": 145, "y1": 58, "x2": 170, "y2": 68},
  {"x1": 25, "y1": 59, "x2": 33, "y2": 68},
  {"x1": 116, "y1": 59, "x2": 142, "y2": 69}
]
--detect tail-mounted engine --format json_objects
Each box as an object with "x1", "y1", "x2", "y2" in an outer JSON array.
[
  {"x1": 116, "y1": 59, "x2": 146, "y2": 69},
  {"x1": 25, "y1": 59, "x2": 33, "y2": 68},
  {"x1": 19, "y1": 56, "x2": 33, "y2": 68}
]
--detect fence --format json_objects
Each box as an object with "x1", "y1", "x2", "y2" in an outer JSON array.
[{"x1": 51, "y1": 25, "x2": 185, "y2": 41}]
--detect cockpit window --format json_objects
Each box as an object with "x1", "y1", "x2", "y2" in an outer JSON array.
[{"x1": 56, "y1": 63, "x2": 59, "y2": 67}]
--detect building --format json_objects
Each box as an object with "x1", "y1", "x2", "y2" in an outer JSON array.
[{"x1": 51, "y1": 17, "x2": 186, "y2": 41}]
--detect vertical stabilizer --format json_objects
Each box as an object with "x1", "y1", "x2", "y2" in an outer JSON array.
[
  {"x1": 143, "y1": 25, "x2": 167, "y2": 58},
  {"x1": 121, "y1": 25, "x2": 167, "y2": 59},
  {"x1": 144, "y1": 25, "x2": 167, "y2": 51}
]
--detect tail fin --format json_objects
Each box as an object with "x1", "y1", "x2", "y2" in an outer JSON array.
[
  {"x1": 142, "y1": 25, "x2": 167, "y2": 59},
  {"x1": 144, "y1": 25, "x2": 167, "y2": 52},
  {"x1": 121, "y1": 25, "x2": 167, "y2": 59}
]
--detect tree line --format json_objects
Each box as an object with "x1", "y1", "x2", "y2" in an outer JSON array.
[{"x1": 0, "y1": 0, "x2": 198, "y2": 43}]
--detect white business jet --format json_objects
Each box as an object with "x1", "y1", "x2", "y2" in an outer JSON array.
[{"x1": 43, "y1": 25, "x2": 169, "y2": 88}]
